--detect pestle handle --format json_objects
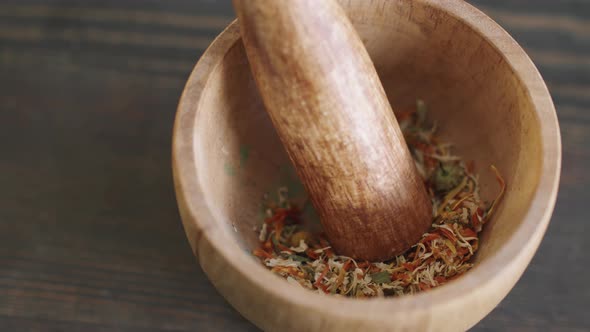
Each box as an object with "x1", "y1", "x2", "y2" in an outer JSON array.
[{"x1": 233, "y1": 0, "x2": 432, "y2": 261}]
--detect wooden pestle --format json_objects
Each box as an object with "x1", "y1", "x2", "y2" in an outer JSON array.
[{"x1": 233, "y1": 0, "x2": 432, "y2": 261}]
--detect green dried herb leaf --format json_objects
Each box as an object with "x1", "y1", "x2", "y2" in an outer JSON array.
[
  {"x1": 282, "y1": 224, "x2": 298, "y2": 238},
  {"x1": 288, "y1": 254, "x2": 310, "y2": 263},
  {"x1": 303, "y1": 266, "x2": 315, "y2": 280},
  {"x1": 416, "y1": 99, "x2": 427, "y2": 126},
  {"x1": 432, "y1": 162, "x2": 464, "y2": 192},
  {"x1": 271, "y1": 234, "x2": 281, "y2": 248},
  {"x1": 370, "y1": 271, "x2": 391, "y2": 284}
]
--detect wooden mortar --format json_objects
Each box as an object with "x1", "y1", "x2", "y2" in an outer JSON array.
[{"x1": 173, "y1": 0, "x2": 561, "y2": 331}]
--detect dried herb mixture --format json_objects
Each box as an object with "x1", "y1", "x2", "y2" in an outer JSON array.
[{"x1": 253, "y1": 101, "x2": 505, "y2": 297}]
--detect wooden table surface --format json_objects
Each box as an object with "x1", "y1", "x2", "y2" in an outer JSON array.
[{"x1": 0, "y1": 1, "x2": 588, "y2": 331}]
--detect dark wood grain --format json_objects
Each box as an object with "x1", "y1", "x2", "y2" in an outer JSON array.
[{"x1": 0, "y1": 0, "x2": 588, "y2": 331}]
